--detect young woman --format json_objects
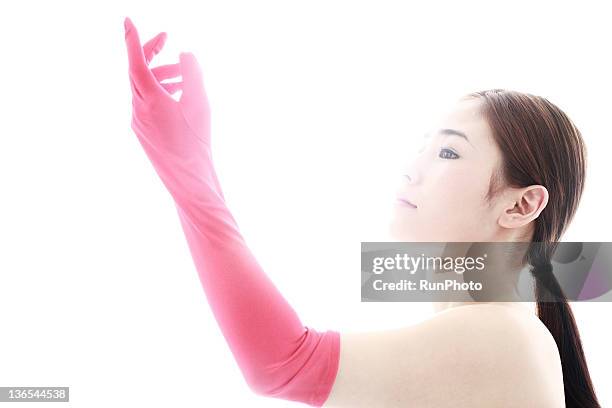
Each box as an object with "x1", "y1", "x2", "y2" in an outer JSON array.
[{"x1": 123, "y1": 17, "x2": 601, "y2": 407}]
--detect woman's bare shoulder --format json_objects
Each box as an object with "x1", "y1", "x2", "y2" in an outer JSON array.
[{"x1": 323, "y1": 304, "x2": 565, "y2": 408}]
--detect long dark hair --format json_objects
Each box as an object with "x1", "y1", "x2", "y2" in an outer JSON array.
[{"x1": 464, "y1": 89, "x2": 600, "y2": 407}]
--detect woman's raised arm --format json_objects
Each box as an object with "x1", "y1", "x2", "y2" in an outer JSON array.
[{"x1": 123, "y1": 17, "x2": 340, "y2": 407}]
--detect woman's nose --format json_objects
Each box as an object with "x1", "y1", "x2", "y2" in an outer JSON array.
[
  {"x1": 400, "y1": 144, "x2": 426, "y2": 185},
  {"x1": 402, "y1": 162, "x2": 420, "y2": 185}
]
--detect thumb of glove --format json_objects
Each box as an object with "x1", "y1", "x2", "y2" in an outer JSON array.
[
  {"x1": 178, "y1": 51, "x2": 211, "y2": 145},
  {"x1": 179, "y1": 52, "x2": 208, "y2": 107}
]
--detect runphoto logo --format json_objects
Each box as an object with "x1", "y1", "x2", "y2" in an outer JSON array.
[{"x1": 372, "y1": 253, "x2": 487, "y2": 275}]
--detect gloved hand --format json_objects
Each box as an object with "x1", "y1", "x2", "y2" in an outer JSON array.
[
  {"x1": 124, "y1": 16, "x2": 224, "y2": 206},
  {"x1": 123, "y1": 17, "x2": 340, "y2": 407}
]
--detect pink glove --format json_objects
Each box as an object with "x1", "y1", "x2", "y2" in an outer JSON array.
[{"x1": 123, "y1": 17, "x2": 340, "y2": 407}]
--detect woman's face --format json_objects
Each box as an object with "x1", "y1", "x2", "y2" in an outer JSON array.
[{"x1": 389, "y1": 98, "x2": 507, "y2": 242}]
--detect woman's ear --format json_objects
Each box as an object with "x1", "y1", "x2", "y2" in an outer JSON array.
[{"x1": 498, "y1": 185, "x2": 549, "y2": 229}]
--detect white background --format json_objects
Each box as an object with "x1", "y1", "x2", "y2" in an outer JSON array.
[{"x1": 0, "y1": 1, "x2": 610, "y2": 406}]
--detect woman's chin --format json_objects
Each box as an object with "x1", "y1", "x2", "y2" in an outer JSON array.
[{"x1": 387, "y1": 222, "x2": 423, "y2": 242}]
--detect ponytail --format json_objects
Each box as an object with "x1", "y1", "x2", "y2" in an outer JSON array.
[
  {"x1": 528, "y1": 242, "x2": 601, "y2": 408},
  {"x1": 466, "y1": 88, "x2": 599, "y2": 406}
]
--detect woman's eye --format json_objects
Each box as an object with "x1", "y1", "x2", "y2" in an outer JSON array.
[{"x1": 439, "y1": 148, "x2": 459, "y2": 159}]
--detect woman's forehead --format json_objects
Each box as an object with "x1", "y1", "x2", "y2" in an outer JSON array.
[{"x1": 431, "y1": 99, "x2": 494, "y2": 149}]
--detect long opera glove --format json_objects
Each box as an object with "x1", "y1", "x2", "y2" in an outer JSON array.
[{"x1": 123, "y1": 17, "x2": 340, "y2": 406}]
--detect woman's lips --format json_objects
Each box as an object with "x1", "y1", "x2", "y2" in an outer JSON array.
[{"x1": 396, "y1": 198, "x2": 417, "y2": 209}]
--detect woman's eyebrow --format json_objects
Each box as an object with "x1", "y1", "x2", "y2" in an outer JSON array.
[{"x1": 424, "y1": 128, "x2": 475, "y2": 149}]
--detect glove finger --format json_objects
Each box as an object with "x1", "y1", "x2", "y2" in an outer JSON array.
[
  {"x1": 143, "y1": 32, "x2": 167, "y2": 65},
  {"x1": 152, "y1": 63, "x2": 181, "y2": 82},
  {"x1": 124, "y1": 17, "x2": 160, "y2": 97},
  {"x1": 178, "y1": 52, "x2": 207, "y2": 106},
  {"x1": 129, "y1": 75, "x2": 144, "y2": 101},
  {"x1": 161, "y1": 81, "x2": 183, "y2": 95}
]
